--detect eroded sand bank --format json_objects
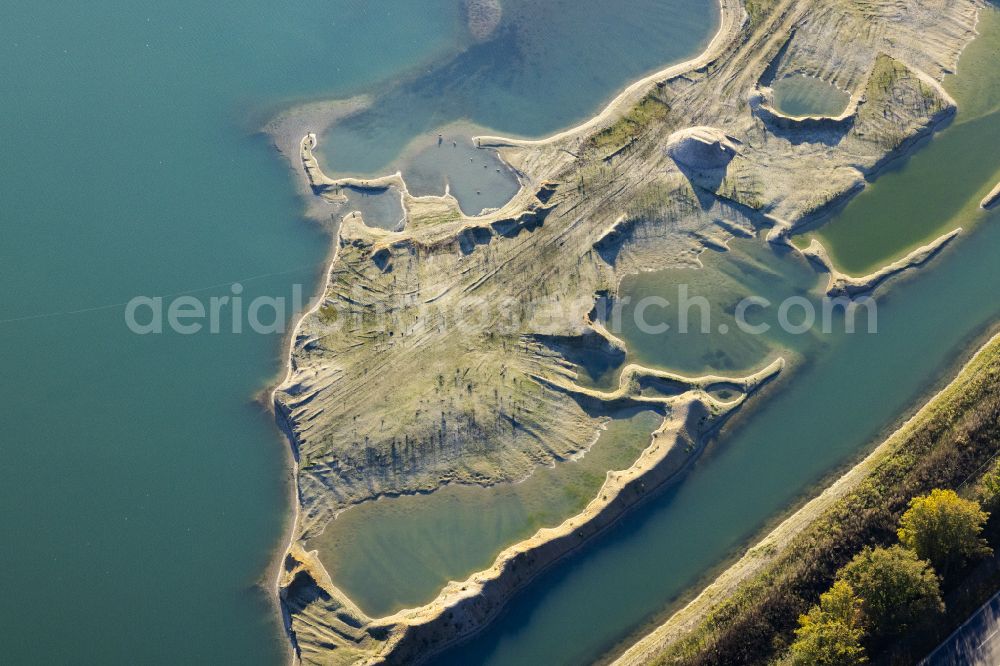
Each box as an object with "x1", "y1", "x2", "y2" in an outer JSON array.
[{"x1": 798, "y1": 228, "x2": 962, "y2": 297}]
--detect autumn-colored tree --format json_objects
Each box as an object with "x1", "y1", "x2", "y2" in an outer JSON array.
[
  {"x1": 837, "y1": 545, "x2": 943, "y2": 637},
  {"x1": 897, "y1": 489, "x2": 991, "y2": 577},
  {"x1": 789, "y1": 580, "x2": 867, "y2": 665}
]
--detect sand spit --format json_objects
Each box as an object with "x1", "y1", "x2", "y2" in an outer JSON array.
[
  {"x1": 271, "y1": 0, "x2": 982, "y2": 662},
  {"x1": 612, "y1": 331, "x2": 1000, "y2": 666},
  {"x1": 302, "y1": 133, "x2": 406, "y2": 196},
  {"x1": 798, "y1": 228, "x2": 962, "y2": 297},
  {"x1": 263, "y1": 97, "x2": 372, "y2": 221},
  {"x1": 265, "y1": 97, "x2": 371, "y2": 163},
  {"x1": 983, "y1": 180, "x2": 1000, "y2": 209}
]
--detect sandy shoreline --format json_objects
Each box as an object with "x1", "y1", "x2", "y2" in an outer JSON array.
[
  {"x1": 983, "y1": 180, "x2": 1000, "y2": 209},
  {"x1": 797, "y1": 228, "x2": 962, "y2": 296},
  {"x1": 262, "y1": 0, "x2": 984, "y2": 661},
  {"x1": 268, "y1": 243, "x2": 344, "y2": 666},
  {"x1": 265, "y1": 3, "x2": 746, "y2": 659}
]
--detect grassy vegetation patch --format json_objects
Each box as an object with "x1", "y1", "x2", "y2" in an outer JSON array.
[
  {"x1": 745, "y1": 0, "x2": 780, "y2": 29},
  {"x1": 867, "y1": 54, "x2": 909, "y2": 96},
  {"x1": 588, "y1": 91, "x2": 671, "y2": 155}
]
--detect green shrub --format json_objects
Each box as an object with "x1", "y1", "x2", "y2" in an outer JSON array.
[
  {"x1": 836, "y1": 545, "x2": 943, "y2": 638},
  {"x1": 789, "y1": 580, "x2": 867, "y2": 665},
  {"x1": 898, "y1": 489, "x2": 991, "y2": 577}
]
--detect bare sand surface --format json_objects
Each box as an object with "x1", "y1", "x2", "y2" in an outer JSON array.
[{"x1": 983, "y1": 180, "x2": 1000, "y2": 209}]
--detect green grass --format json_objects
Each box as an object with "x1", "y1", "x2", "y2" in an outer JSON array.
[
  {"x1": 867, "y1": 53, "x2": 907, "y2": 94},
  {"x1": 745, "y1": 0, "x2": 779, "y2": 29},
  {"x1": 588, "y1": 91, "x2": 671, "y2": 154}
]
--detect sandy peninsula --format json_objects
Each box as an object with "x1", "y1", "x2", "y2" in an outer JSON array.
[
  {"x1": 798, "y1": 228, "x2": 962, "y2": 297},
  {"x1": 983, "y1": 180, "x2": 1000, "y2": 209},
  {"x1": 268, "y1": 0, "x2": 982, "y2": 662}
]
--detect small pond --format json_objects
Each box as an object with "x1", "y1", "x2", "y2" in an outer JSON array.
[{"x1": 772, "y1": 74, "x2": 851, "y2": 118}]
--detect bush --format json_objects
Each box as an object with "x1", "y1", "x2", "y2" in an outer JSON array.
[
  {"x1": 836, "y1": 546, "x2": 943, "y2": 638},
  {"x1": 789, "y1": 580, "x2": 867, "y2": 665},
  {"x1": 897, "y1": 489, "x2": 991, "y2": 577}
]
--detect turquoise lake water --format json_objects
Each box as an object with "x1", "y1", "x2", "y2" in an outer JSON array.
[
  {"x1": 0, "y1": 1, "x2": 716, "y2": 663},
  {"x1": 0, "y1": 2, "x2": 464, "y2": 663}
]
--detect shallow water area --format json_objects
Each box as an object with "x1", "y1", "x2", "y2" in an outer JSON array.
[
  {"x1": 771, "y1": 74, "x2": 851, "y2": 118},
  {"x1": 315, "y1": 0, "x2": 717, "y2": 177},
  {"x1": 310, "y1": 409, "x2": 663, "y2": 617},
  {"x1": 339, "y1": 190, "x2": 406, "y2": 231},
  {"x1": 609, "y1": 239, "x2": 825, "y2": 377},
  {"x1": 402, "y1": 133, "x2": 521, "y2": 215}
]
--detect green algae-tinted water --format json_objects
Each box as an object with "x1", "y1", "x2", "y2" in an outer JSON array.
[
  {"x1": 808, "y1": 8, "x2": 1000, "y2": 275},
  {"x1": 0, "y1": 1, "x2": 718, "y2": 663},
  {"x1": 771, "y1": 74, "x2": 851, "y2": 118},
  {"x1": 613, "y1": 240, "x2": 824, "y2": 376},
  {"x1": 434, "y1": 8, "x2": 1000, "y2": 665},
  {"x1": 311, "y1": 409, "x2": 663, "y2": 618}
]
